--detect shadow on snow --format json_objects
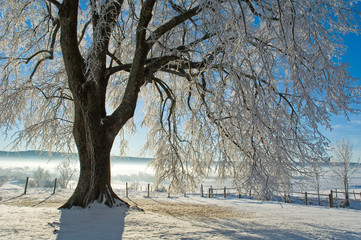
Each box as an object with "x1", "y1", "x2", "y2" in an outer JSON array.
[{"x1": 53, "y1": 204, "x2": 128, "y2": 240}]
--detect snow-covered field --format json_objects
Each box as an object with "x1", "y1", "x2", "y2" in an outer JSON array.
[{"x1": 1, "y1": 182, "x2": 361, "y2": 240}]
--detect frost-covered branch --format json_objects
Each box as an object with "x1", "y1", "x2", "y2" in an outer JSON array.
[{"x1": 147, "y1": 5, "x2": 201, "y2": 47}]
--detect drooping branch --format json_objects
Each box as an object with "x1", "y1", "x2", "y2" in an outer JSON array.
[
  {"x1": 28, "y1": 20, "x2": 60, "y2": 80},
  {"x1": 151, "y1": 76, "x2": 176, "y2": 129},
  {"x1": 32, "y1": 84, "x2": 73, "y2": 101}
]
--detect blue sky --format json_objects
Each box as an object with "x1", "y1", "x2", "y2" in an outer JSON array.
[
  {"x1": 1, "y1": 19, "x2": 361, "y2": 161},
  {"x1": 318, "y1": 32, "x2": 361, "y2": 162}
]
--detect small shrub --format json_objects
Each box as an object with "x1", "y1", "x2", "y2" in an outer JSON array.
[{"x1": 32, "y1": 167, "x2": 51, "y2": 188}]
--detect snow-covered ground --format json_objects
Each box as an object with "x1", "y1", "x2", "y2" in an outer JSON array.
[{"x1": 1, "y1": 182, "x2": 361, "y2": 240}]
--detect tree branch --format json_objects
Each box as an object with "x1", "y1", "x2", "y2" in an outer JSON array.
[
  {"x1": 145, "y1": 55, "x2": 180, "y2": 75},
  {"x1": 147, "y1": 5, "x2": 201, "y2": 47},
  {"x1": 46, "y1": 0, "x2": 61, "y2": 8},
  {"x1": 28, "y1": 20, "x2": 60, "y2": 80},
  {"x1": 242, "y1": 0, "x2": 279, "y2": 21},
  {"x1": 105, "y1": 0, "x2": 157, "y2": 136},
  {"x1": 151, "y1": 77, "x2": 176, "y2": 130},
  {"x1": 78, "y1": 20, "x2": 91, "y2": 45}
]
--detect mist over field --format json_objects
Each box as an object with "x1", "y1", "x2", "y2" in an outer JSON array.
[
  {"x1": 0, "y1": 151, "x2": 152, "y2": 174},
  {"x1": 1, "y1": 150, "x2": 361, "y2": 195}
]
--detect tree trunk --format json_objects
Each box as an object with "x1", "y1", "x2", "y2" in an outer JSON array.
[
  {"x1": 60, "y1": 105, "x2": 129, "y2": 209},
  {"x1": 58, "y1": 0, "x2": 134, "y2": 209},
  {"x1": 344, "y1": 180, "x2": 350, "y2": 206}
]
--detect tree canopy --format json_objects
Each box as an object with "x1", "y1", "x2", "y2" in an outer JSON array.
[{"x1": 0, "y1": 0, "x2": 360, "y2": 205}]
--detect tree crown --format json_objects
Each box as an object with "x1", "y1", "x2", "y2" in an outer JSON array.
[{"x1": 0, "y1": 0, "x2": 360, "y2": 194}]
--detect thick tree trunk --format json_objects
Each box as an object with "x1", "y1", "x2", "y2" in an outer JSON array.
[
  {"x1": 58, "y1": 0, "x2": 136, "y2": 209},
  {"x1": 61, "y1": 149, "x2": 128, "y2": 208},
  {"x1": 60, "y1": 105, "x2": 129, "y2": 209}
]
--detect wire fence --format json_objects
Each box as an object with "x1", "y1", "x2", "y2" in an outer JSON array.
[
  {"x1": 123, "y1": 182, "x2": 361, "y2": 209},
  {"x1": 10, "y1": 178, "x2": 361, "y2": 209}
]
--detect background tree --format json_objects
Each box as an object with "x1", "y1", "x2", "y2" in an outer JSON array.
[
  {"x1": 57, "y1": 159, "x2": 77, "y2": 189},
  {"x1": 311, "y1": 162, "x2": 326, "y2": 206},
  {"x1": 330, "y1": 139, "x2": 360, "y2": 206},
  {"x1": 32, "y1": 166, "x2": 51, "y2": 188},
  {"x1": 0, "y1": 1, "x2": 360, "y2": 208}
]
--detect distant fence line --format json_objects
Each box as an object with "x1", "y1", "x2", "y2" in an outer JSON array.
[
  {"x1": 124, "y1": 183, "x2": 361, "y2": 209},
  {"x1": 17, "y1": 177, "x2": 361, "y2": 209}
]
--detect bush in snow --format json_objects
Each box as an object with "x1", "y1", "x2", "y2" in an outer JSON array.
[
  {"x1": 57, "y1": 160, "x2": 77, "y2": 189},
  {"x1": 32, "y1": 167, "x2": 51, "y2": 188}
]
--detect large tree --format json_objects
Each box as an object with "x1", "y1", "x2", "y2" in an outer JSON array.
[{"x1": 0, "y1": 0, "x2": 360, "y2": 208}]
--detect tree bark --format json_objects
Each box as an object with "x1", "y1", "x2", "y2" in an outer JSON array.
[
  {"x1": 60, "y1": 107, "x2": 90, "y2": 208},
  {"x1": 60, "y1": 103, "x2": 129, "y2": 208}
]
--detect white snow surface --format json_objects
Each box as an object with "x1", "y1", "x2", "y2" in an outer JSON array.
[{"x1": 1, "y1": 183, "x2": 361, "y2": 240}]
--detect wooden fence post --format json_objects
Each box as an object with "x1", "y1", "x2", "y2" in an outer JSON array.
[
  {"x1": 147, "y1": 183, "x2": 150, "y2": 198},
  {"x1": 329, "y1": 190, "x2": 333, "y2": 208},
  {"x1": 224, "y1": 186, "x2": 226, "y2": 198},
  {"x1": 53, "y1": 178, "x2": 57, "y2": 195},
  {"x1": 24, "y1": 177, "x2": 29, "y2": 195},
  {"x1": 305, "y1": 192, "x2": 308, "y2": 205},
  {"x1": 200, "y1": 185, "x2": 204, "y2": 197},
  {"x1": 126, "y1": 182, "x2": 128, "y2": 198},
  {"x1": 238, "y1": 193, "x2": 241, "y2": 198},
  {"x1": 335, "y1": 189, "x2": 338, "y2": 199}
]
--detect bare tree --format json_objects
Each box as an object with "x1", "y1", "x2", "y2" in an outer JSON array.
[
  {"x1": 330, "y1": 139, "x2": 360, "y2": 206},
  {"x1": 32, "y1": 167, "x2": 51, "y2": 188},
  {"x1": 311, "y1": 163, "x2": 326, "y2": 206},
  {"x1": 0, "y1": 1, "x2": 360, "y2": 208},
  {"x1": 57, "y1": 159, "x2": 77, "y2": 189}
]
